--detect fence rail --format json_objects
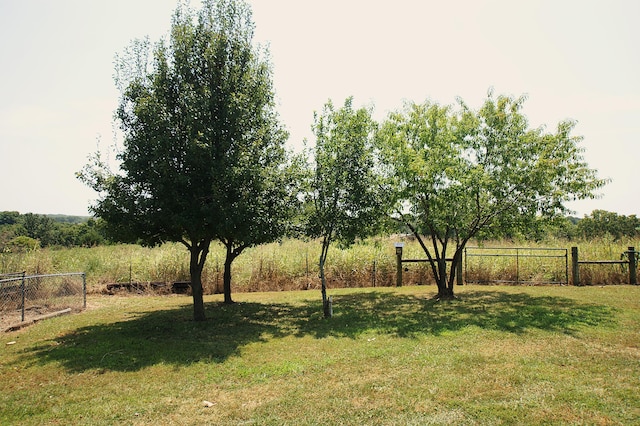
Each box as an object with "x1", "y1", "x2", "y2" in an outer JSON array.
[
  {"x1": 464, "y1": 247, "x2": 569, "y2": 285},
  {"x1": 571, "y1": 246, "x2": 637, "y2": 285},
  {"x1": 394, "y1": 245, "x2": 637, "y2": 287},
  {"x1": 1, "y1": 272, "x2": 86, "y2": 330}
]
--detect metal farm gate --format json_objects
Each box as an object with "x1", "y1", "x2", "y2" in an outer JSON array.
[{"x1": 464, "y1": 247, "x2": 569, "y2": 285}]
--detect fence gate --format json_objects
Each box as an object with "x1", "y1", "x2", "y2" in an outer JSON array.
[{"x1": 464, "y1": 247, "x2": 569, "y2": 285}]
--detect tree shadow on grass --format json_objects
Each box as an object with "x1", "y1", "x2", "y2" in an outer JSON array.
[
  {"x1": 316, "y1": 290, "x2": 615, "y2": 338},
  {"x1": 24, "y1": 290, "x2": 615, "y2": 373}
]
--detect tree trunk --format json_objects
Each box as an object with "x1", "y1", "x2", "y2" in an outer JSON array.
[
  {"x1": 189, "y1": 240, "x2": 210, "y2": 321},
  {"x1": 223, "y1": 244, "x2": 235, "y2": 304},
  {"x1": 434, "y1": 257, "x2": 457, "y2": 299},
  {"x1": 320, "y1": 258, "x2": 330, "y2": 318},
  {"x1": 433, "y1": 257, "x2": 449, "y2": 299},
  {"x1": 191, "y1": 266, "x2": 206, "y2": 321},
  {"x1": 438, "y1": 285, "x2": 455, "y2": 299},
  {"x1": 319, "y1": 236, "x2": 331, "y2": 318},
  {"x1": 447, "y1": 247, "x2": 463, "y2": 290}
]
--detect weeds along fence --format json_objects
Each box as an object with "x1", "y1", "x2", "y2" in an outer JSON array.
[
  {"x1": 86, "y1": 240, "x2": 404, "y2": 294},
  {"x1": 463, "y1": 246, "x2": 638, "y2": 286},
  {"x1": 464, "y1": 247, "x2": 569, "y2": 285},
  {"x1": 571, "y1": 246, "x2": 638, "y2": 286},
  {"x1": 0, "y1": 272, "x2": 86, "y2": 330},
  {"x1": 1, "y1": 239, "x2": 637, "y2": 295}
]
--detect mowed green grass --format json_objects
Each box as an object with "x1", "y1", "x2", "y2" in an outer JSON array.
[{"x1": 1, "y1": 285, "x2": 639, "y2": 425}]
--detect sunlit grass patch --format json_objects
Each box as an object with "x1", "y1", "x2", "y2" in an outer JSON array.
[{"x1": 1, "y1": 285, "x2": 639, "y2": 425}]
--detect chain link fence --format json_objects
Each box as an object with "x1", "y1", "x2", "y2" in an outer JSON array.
[{"x1": 1, "y1": 272, "x2": 86, "y2": 331}]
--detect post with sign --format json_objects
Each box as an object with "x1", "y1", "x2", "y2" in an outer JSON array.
[{"x1": 395, "y1": 242, "x2": 404, "y2": 287}]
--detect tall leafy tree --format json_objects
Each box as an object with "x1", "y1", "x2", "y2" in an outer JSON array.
[
  {"x1": 377, "y1": 91, "x2": 606, "y2": 299},
  {"x1": 305, "y1": 98, "x2": 387, "y2": 317},
  {"x1": 79, "y1": 0, "x2": 293, "y2": 320}
]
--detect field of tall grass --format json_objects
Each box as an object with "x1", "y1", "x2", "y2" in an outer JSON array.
[{"x1": 1, "y1": 237, "x2": 637, "y2": 294}]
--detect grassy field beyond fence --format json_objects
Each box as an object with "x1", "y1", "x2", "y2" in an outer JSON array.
[
  {"x1": 1, "y1": 285, "x2": 639, "y2": 424},
  {"x1": 0, "y1": 237, "x2": 637, "y2": 294}
]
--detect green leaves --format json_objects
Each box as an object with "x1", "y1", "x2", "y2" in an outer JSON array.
[
  {"x1": 89, "y1": 0, "x2": 294, "y2": 248},
  {"x1": 80, "y1": 0, "x2": 298, "y2": 314},
  {"x1": 377, "y1": 92, "x2": 606, "y2": 294},
  {"x1": 306, "y1": 98, "x2": 387, "y2": 248},
  {"x1": 380, "y1": 92, "x2": 605, "y2": 243}
]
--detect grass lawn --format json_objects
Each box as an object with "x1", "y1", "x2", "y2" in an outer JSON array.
[{"x1": 1, "y1": 284, "x2": 639, "y2": 425}]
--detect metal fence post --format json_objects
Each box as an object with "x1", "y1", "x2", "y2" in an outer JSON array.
[
  {"x1": 628, "y1": 247, "x2": 637, "y2": 285},
  {"x1": 516, "y1": 248, "x2": 520, "y2": 285},
  {"x1": 20, "y1": 271, "x2": 26, "y2": 322},
  {"x1": 82, "y1": 273, "x2": 87, "y2": 308},
  {"x1": 464, "y1": 247, "x2": 468, "y2": 284}
]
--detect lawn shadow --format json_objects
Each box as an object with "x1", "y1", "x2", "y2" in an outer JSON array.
[
  {"x1": 24, "y1": 289, "x2": 615, "y2": 373},
  {"x1": 23, "y1": 301, "x2": 301, "y2": 373},
  {"x1": 313, "y1": 290, "x2": 616, "y2": 338}
]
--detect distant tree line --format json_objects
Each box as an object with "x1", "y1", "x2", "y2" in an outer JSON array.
[
  {"x1": 473, "y1": 210, "x2": 639, "y2": 242},
  {"x1": 573, "y1": 210, "x2": 640, "y2": 241},
  {"x1": 1, "y1": 208, "x2": 636, "y2": 253},
  {"x1": 0, "y1": 211, "x2": 106, "y2": 251},
  {"x1": 378, "y1": 213, "x2": 640, "y2": 244}
]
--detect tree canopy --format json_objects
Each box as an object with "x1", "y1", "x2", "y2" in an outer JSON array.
[
  {"x1": 78, "y1": 0, "x2": 611, "y2": 310},
  {"x1": 377, "y1": 91, "x2": 607, "y2": 298},
  {"x1": 79, "y1": 0, "x2": 294, "y2": 320},
  {"x1": 304, "y1": 98, "x2": 388, "y2": 316}
]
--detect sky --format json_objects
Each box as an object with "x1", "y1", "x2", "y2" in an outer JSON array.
[{"x1": 0, "y1": 0, "x2": 638, "y2": 217}]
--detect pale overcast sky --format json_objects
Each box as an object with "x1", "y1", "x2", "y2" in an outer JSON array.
[{"x1": 0, "y1": 0, "x2": 638, "y2": 217}]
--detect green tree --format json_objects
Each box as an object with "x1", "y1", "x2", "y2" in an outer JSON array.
[
  {"x1": 0, "y1": 211, "x2": 21, "y2": 250},
  {"x1": 0, "y1": 211, "x2": 20, "y2": 226},
  {"x1": 79, "y1": 0, "x2": 293, "y2": 320},
  {"x1": 21, "y1": 213, "x2": 55, "y2": 247},
  {"x1": 73, "y1": 219, "x2": 107, "y2": 247},
  {"x1": 305, "y1": 98, "x2": 388, "y2": 317},
  {"x1": 577, "y1": 210, "x2": 640, "y2": 240},
  {"x1": 378, "y1": 92, "x2": 606, "y2": 299},
  {"x1": 7, "y1": 236, "x2": 40, "y2": 253}
]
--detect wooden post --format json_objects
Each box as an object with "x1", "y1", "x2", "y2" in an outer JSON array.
[
  {"x1": 395, "y1": 243, "x2": 404, "y2": 287},
  {"x1": 571, "y1": 246, "x2": 580, "y2": 286},
  {"x1": 628, "y1": 247, "x2": 637, "y2": 285},
  {"x1": 372, "y1": 260, "x2": 377, "y2": 287}
]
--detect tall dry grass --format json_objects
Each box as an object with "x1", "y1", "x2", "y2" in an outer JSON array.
[
  {"x1": 0, "y1": 236, "x2": 637, "y2": 293},
  {"x1": 465, "y1": 238, "x2": 638, "y2": 285}
]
